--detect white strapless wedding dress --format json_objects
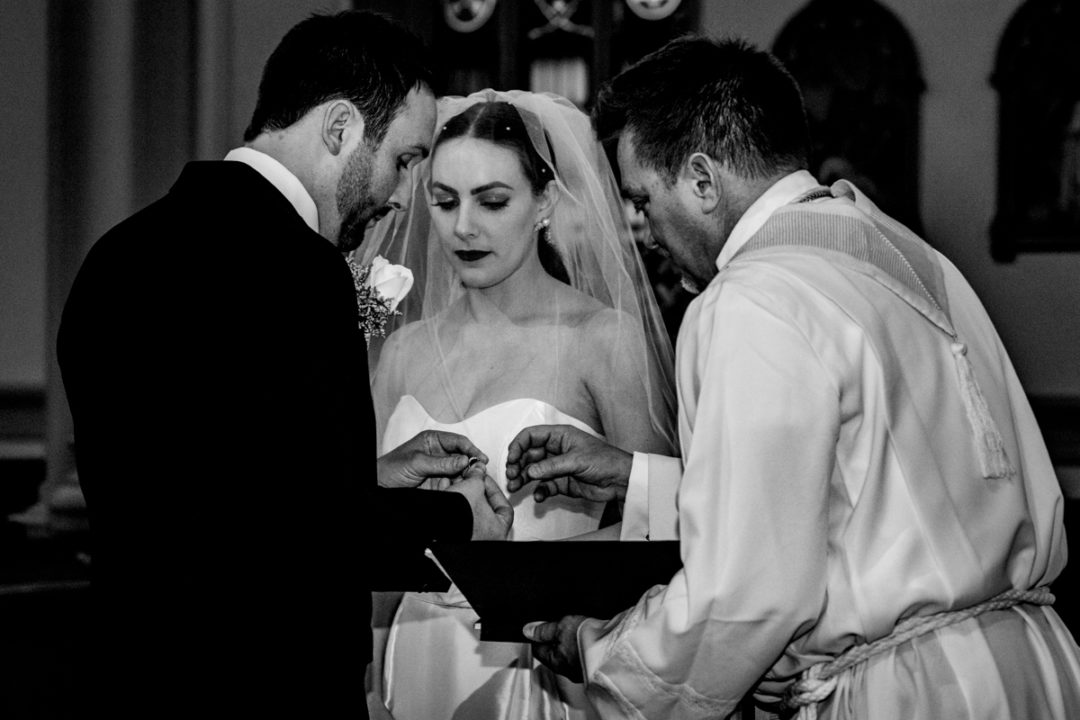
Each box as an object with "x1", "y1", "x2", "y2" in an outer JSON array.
[{"x1": 380, "y1": 395, "x2": 606, "y2": 720}]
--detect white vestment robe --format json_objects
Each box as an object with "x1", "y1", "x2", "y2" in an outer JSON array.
[{"x1": 589, "y1": 171, "x2": 1080, "y2": 719}]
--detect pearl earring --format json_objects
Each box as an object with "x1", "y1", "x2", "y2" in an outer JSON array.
[{"x1": 534, "y1": 217, "x2": 551, "y2": 233}]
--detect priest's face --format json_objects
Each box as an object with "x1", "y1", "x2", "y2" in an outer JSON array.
[
  {"x1": 617, "y1": 132, "x2": 720, "y2": 291},
  {"x1": 335, "y1": 87, "x2": 436, "y2": 251}
]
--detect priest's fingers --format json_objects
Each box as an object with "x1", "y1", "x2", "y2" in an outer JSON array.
[
  {"x1": 522, "y1": 620, "x2": 559, "y2": 643},
  {"x1": 506, "y1": 425, "x2": 576, "y2": 466},
  {"x1": 532, "y1": 477, "x2": 573, "y2": 502},
  {"x1": 524, "y1": 616, "x2": 587, "y2": 682},
  {"x1": 506, "y1": 425, "x2": 576, "y2": 491}
]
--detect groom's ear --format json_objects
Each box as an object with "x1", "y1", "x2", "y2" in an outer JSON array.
[
  {"x1": 682, "y1": 152, "x2": 722, "y2": 214},
  {"x1": 322, "y1": 100, "x2": 364, "y2": 156}
]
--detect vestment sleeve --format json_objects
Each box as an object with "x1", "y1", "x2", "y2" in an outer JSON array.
[
  {"x1": 620, "y1": 453, "x2": 683, "y2": 541},
  {"x1": 579, "y1": 278, "x2": 837, "y2": 719}
]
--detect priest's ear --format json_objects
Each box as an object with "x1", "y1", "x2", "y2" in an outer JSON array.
[
  {"x1": 681, "y1": 152, "x2": 722, "y2": 214},
  {"x1": 322, "y1": 100, "x2": 364, "y2": 157}
]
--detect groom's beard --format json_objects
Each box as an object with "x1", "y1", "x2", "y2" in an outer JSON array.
[{"x1": 336, "y1": 143, "x2": 383, "y2": 252}]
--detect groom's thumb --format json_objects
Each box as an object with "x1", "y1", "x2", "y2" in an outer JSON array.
[{"x1": 419, "y1": 453, "x2": 469, "y2": 478}]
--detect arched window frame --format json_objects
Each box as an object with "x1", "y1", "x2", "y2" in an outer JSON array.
[
  {"x1": 773, "y1": 0, "x2": 925, "y2": 234},
  {"x1": 991, "y1": 0, "x2": 1080, "y2": 261}
]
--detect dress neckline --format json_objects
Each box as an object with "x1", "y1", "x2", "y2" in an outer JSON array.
[{"x1": 395, "y1": 394, "x2": 597, "y2": 435}]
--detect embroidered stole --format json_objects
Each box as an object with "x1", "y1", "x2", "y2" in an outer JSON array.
[{"x1": 731, "y1": 180, "x2": 1014, "y2": 479}]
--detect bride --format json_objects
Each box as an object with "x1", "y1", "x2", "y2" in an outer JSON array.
[{"x1": 358, "y1": 90, "x2": 677, "y2": 720}]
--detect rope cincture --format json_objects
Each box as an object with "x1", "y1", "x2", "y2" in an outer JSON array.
[{"x1": 782, "y1": 587, "x2": 1055, "y2": 720}]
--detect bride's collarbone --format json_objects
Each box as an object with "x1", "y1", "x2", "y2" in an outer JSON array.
[{"x1": 449, "y1": 316, "x2": 598, "y2": 350}]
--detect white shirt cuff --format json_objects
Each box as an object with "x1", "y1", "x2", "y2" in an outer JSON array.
[
  {"x1": 619, "y1": 452, "x2": 681, "y2": 541},
  {"x1": 620, "y1": 453, "x2": 651, "y2": 540}
]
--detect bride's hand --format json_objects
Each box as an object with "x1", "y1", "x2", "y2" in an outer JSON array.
[
  {"x1": 446, "y1": 474, "x2": 514, "y2": 540},
  {"x1": 377, "y1": 430, "x2": 488, "y2": 489},
  {"x1": 505, "y1": 424, "x2": 632, "y2": 503}
]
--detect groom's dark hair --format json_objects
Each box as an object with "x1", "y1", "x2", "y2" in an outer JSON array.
[
  {"x1": 243, "y1": 10, "x2": 434, "y2": 146},
  {"x1": 592, "y1": 36, "x2": 809, "y2": 183}
]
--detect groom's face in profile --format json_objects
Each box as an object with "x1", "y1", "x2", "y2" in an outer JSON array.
[{"x1": 336, "y1": 87, "x2": 436, "y2": 251}]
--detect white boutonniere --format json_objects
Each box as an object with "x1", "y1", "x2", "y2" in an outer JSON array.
[{"x1": 346, "y1": 254, "x2": 414, "y2": 342}]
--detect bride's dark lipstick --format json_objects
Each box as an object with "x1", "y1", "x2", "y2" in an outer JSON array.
[{"x1": 455, "y1": 250, "x2": 491, "y2": 262}]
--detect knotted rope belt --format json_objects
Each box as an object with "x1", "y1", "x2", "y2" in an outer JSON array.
[{"x1": 782, "y1": 587, "x2": 1055, "y2": 720}]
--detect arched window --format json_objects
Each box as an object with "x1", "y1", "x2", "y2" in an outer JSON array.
[
  {"x1": 774, "y1": 0, "x2": 925, "y2": 234},
  {"x1": 991, "y1": 0, "x2": 1080, "y2": 261}
]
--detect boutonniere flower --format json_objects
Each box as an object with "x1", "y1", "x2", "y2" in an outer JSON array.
[{"x1": 346, "y1": 254, "x2": 414, "y2": 342}]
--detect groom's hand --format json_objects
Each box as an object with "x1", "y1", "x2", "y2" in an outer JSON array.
[
  {"x1": 505, "y1": 425, "x2": 632, "y2": 503},
  {"x1": 446, "y1": 475, "x2": 514, "y2": 540},
  {"x1": 522, "y1": 616, "x2": 587, "y2": 683},
  {"x1": 377, "y1": 430, "x2": 488, "y2": 489}
]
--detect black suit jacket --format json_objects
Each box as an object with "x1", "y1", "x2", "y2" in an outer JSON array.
[{"x1": 57, "y1": 161, "x2": 471, "y2": 717}]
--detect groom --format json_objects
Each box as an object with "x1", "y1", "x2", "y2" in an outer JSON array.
[{"x1": 58, "y1": 10, "x2": 510, "y2": 719}]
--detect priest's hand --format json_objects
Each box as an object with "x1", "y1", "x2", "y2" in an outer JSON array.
[
  {"x1": 506, "y1": 424, "x2": 632, "y2": 503},
  {"x1": 522, "y1": 616, "x2": 587, "y2": 683},
  {"x1": 446, "y1": 474, "x2": 514, "y2": 540},
  {"x1": 377, "y1": 430, "x2": 487, "y2": 489}
]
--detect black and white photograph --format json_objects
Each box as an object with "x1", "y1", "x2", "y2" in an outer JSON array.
[{"x1": 2, "y1": 1, "x2": 1080, "y2": 718}]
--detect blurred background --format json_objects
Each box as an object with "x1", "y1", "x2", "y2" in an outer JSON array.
[{"x1": 1, "y1": 0, "x2": 1078, "y2": 716}]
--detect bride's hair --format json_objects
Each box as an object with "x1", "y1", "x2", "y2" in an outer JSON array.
[{"x1": 432, "y1": 101, "x2": 568, "y2": 282}]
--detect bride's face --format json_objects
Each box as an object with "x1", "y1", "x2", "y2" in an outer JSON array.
[{"x1": 429, "y1": 137, "x2": 548, "y2": 289}]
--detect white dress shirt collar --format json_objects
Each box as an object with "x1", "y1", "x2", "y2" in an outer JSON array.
[
  {"x1": 224, "y1": 147, "x2": 320, "y2": 235},
  {"x1": 715, "y1": 169, "x2": 821, "y2": 273}
]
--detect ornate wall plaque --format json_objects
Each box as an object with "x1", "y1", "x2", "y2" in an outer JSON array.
[
  {"x1": 443, "y1": 0, "x2": 498, "y2": 33},
  {"x1": 625, "y1": 0, "x2": 683, "y2": 21}
]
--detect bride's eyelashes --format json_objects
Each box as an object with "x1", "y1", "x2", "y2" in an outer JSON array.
[
  {"x1": 479, "y1": 197, "x2": 510, "y2": 211},
  {"x1": 430, "y1": 195, "x2": 512, "y2": 212}
]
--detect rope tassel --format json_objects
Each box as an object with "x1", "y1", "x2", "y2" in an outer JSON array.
[{"x1": 951, "y1": 342, "x2": 1015, "y2": 479}]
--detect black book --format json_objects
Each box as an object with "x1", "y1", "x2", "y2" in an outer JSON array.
[{"x1": 428, "y1": 540, "x2": 682, "y2": 642}]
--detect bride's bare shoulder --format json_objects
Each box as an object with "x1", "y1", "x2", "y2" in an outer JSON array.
[
  {"x1": 562, "y1": 292, "x2": 645, "y2": 355},
  {"x1": 378, "y1": 318, "x2": 436, "y2": 368}
]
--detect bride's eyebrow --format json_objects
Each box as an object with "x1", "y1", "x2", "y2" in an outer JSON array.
[
  {"x1": 469, "y1": 181, "x2": 513, "y2": 195},
  {"x1": 430, "y1": 180, "x2": 514, "y2": 195}
]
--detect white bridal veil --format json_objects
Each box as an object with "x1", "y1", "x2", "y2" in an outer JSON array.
[{"x1": 356, "y1": 89, "x2": 677, "y2": 453}]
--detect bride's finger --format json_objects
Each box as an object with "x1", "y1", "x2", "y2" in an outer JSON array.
[{"x1": 483, "y1": 476, "x2": 514, "y2": 530}]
